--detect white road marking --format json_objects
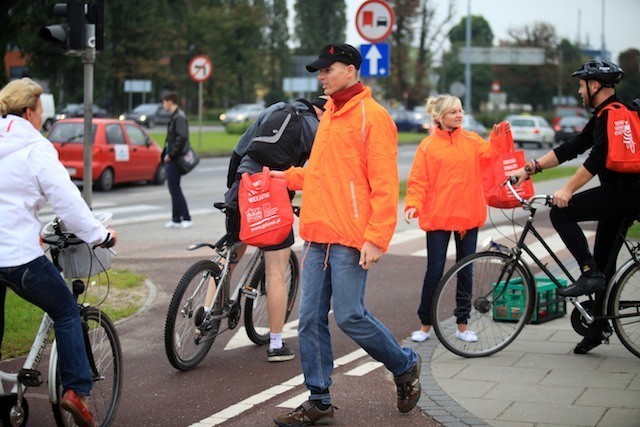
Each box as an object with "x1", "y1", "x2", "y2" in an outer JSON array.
[
  {"x1": 344, "y1": 361, "x2": 384, "y2": 376},
  {"x1": 189, "y1": 349, "x2": 368, "y2": 426}
]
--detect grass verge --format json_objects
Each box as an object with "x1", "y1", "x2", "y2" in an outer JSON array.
[{"x1": 1, "y1": 269, "x2": 147, "y2": 359}]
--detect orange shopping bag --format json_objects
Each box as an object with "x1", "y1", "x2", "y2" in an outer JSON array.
[
  {"x1": 481, "y1": 122, "x2": 534, "y2": 208},
  {"x1": 238, "y1": 167, "x2": 294, "y2": 247}
]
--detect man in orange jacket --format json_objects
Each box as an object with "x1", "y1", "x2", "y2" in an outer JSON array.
[{"x1": 272, "y1": 44, "x2": 421, "y2": 426}]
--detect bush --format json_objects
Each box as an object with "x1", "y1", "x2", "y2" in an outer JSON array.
[{"x1": 225, "y1": 121, "x2": 254, "y2": 134}]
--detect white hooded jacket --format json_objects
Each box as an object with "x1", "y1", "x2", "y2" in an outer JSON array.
[{"x1": 0, "y1": 115, "x2": 108, "y2": 267}]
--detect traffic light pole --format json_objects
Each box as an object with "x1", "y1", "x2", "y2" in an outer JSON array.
[{"x1": 82, "y1": 46, "x2": 96, "y2": 207}]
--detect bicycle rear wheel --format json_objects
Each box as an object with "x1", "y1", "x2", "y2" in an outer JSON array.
[
  {"x1": 432, "y1": 252, "x2": 534, "y2": 357},
  {"x1": 52, "y1": 307, "x2": 123, "y2": 427},
  {"x1": 244, "y1": 251, "x2": 300, "y2": 345},
  {"x1": 608, "y1": 262, "x2": 640, "y2": 358},
  {"x1": 164, "y1": 260, "x2": 223, "y2": 371}
]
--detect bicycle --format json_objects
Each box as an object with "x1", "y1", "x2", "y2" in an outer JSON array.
[
  {"x1": 0, "y1": 214, "x2": 123, "y2": 427},
  {"x1": 431, "y1": 180, "x2": 640, "y2": 358},
  {"x1": 164, "y1": 202, "x2": 300, "y2": 371}
]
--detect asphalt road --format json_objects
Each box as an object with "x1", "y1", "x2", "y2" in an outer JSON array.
[{"x1": 4, "y1": 144, "x2": 578, "y2": 426}]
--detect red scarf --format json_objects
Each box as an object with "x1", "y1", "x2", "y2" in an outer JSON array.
[{"x1": 331, "y1": 82, "x2": 364, "y2": 111}]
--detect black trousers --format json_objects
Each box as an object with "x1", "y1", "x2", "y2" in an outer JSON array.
[{"x1": 550, "y1": 184, "x2": 640, "y2": 331}]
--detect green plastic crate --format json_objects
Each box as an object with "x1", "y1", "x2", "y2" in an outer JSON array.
[{"x1": 492, "y1": 277, "x2": 567, "y2": 324}]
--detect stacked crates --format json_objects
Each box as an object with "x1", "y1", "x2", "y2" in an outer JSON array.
[{"x1": 492, "y1": 277, "x2": 566, "y2": 324}]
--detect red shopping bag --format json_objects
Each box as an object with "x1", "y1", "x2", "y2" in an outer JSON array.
[
  {"x1": 481, "y1": 123, "x2": 534, "y2": 208},
  {"x1": 238, "y1": 167, "x2": 294, "y2": 247}
]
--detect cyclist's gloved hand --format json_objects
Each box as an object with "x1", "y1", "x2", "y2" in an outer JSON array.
[{"x1": 100, "y1": 229, "x2": 117, "y2": 248}]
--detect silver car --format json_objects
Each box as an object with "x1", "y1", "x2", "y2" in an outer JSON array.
[
  {"x1": 506, "y1": 115, "x2": 555, "y2": 148},
  {"x1": 219, "y1": 103, "x2": 264, "y2": 126}
]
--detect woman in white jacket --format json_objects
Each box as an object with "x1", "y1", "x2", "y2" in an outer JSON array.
[{"x1": 0, "y1": 78, "x2": 116, "y2": 427}]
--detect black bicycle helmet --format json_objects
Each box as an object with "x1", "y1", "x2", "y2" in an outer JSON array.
[{"x1": 571, "y1": 59, "x2": 624, "y2": 87}]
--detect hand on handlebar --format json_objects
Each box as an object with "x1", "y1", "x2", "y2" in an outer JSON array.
[
  {"x1": 552, "y1": 188, "x2": 572, "y2": 208},
  {"x1": 101, "y1": 228, "x2": 117, "y2": 248},
  {"x1": 508, "y1": 166, "x2": 530, "y2": 186}
]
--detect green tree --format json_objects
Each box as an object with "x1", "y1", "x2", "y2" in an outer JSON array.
[
  {"x1": 438, "y1": 15, "x2": 494, "y2": 112},
  {"x1": 293, "y1": 0, "x2": 346, "y2": 54},
  {"x1": 617, "y1": 48, "x2": 640, "y2": 104},
  {"x1": 262, "y1": 0, "x2": 290, "y2": 105}
]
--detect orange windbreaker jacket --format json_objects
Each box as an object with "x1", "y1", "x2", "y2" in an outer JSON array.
[
  {"x1": 284, "y1": 86, "x2": 398, "y2": 252},
  {"x1": 404, "y1": 125, "x2": 493, "y2": 232}
]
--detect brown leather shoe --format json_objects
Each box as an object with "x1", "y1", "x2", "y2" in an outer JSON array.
[
  {"x1": 273, "y1": 400, "x2": 335, "y2": 426},
  {"x1": 394, "y1": 354, "x2": 422, "y2": 413},
  {"x1": 60, "y1": 390, "x2": 95, "y2": 427}
]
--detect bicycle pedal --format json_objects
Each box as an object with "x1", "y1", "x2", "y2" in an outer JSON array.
[
  {"x1": 17, "y1": 369, "x2": 42, "y2": 387},
  {"x1": 242, "y1": 286, "x2": 258, "y2": 300}
]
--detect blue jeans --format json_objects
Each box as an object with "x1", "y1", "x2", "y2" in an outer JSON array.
[
  {"x1": 0, "y1": 256, "x2": 93, "y2": 396},
  {"x1": 298, "y1": 243, "x2": 417, "y2": 403},
  {"x1": 419, "y1": 229, "x2": 478, "y2": 325},
  {"x1": 166, "y1": 161, "x2": 191, "y2": 222}
]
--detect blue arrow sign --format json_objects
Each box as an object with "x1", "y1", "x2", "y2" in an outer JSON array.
[{"x1": 360, "y1": 43, "x2": 389, "y2": 77}]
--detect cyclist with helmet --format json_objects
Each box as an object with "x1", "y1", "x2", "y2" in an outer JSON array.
[{"x1": 512, "y1": 59, "x2": 640, "y2": 354}]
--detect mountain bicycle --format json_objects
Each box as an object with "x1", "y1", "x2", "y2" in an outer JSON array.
[
  {"x1": 164, "y1": 202, "x2": 300, "y2": 371},
  {"x1": 431, "y1": 180, "x2": 640, "y2": 358},
  {"x1": 0, "y1": 215, "x2": 123, "y2": 426}
]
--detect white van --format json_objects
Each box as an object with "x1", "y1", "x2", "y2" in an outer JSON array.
[{"x1": 41, "y1": 93, "x2": 55, "y2": 130}]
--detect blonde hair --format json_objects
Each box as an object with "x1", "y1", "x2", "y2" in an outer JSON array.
[
  {"x1": 426, "y1": 94, "x2": 463, "y2": 127},
  {"x1": 0, "y1": 78, "x2": 43, "y2": 118}
]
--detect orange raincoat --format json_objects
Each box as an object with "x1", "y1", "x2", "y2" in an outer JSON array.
[
  {"x1": 284, "y1": 86, "x2": 398, "y2": 252},
  {"x1": 405, "y1": 125, "x2": 494, "y2": 232}
]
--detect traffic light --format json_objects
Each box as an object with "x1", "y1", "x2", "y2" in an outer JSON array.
[
  {"x1": 39, "y1": 1, "x2": 85, "y2": 51},
  {"x1": 87, "y1": 0, "x2": 105, "y2": 51}
]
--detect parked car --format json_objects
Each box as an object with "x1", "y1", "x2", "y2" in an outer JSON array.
[
  {"x1": 463, "y1": 114, "x2": 489, "y2": 137},
  {"x1": 55, "y1": 103, "x2": 109, "y2": 122},
  {"x1": 506, "y1": 115, "x2": 556, "y2": 148},
  {"x1": 41, "y1": 93, "x2": 56, "y2": 130},
  {"x1": 389, "y1": 109, "x2": 425, "y2": 132},
  {"x1": 552, "y1": 106, "x2": 589, "y2": 129},
  {"x1": 412, "y1": 106, "x2": 432, "y2": 133},
  {"x1": 219, "y1": 103, "x2": 263, "y2": 126},
  {"x1": 554, "y1": 116, "x2": 589, "y2": 143},
  {"x1": 47, "y1": 118, "x2": 166, "y2": 191},
  {"x1": 118, "y1": 103, "x2": 172, "y2": 128}
]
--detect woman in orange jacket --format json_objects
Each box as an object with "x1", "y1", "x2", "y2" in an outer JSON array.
[{"x1": 404, "y1": 94, "x2": 500, "y2": 343}]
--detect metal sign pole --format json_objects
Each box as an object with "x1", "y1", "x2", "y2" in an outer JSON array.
[
  {"x1": 82, "y1": 46, "x2": 96, "y2": 207},
  {"x1": 198, "y1": 81, "x2": 203, "y2": 149}
]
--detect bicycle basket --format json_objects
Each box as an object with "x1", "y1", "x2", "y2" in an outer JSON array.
[{"x1": 42, "y1": 213, "x2": 113, "y2": 278}]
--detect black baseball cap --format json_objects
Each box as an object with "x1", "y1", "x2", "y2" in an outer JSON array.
[{"x1": 306, "y1": 44, "x2": 362, "y2": 72}]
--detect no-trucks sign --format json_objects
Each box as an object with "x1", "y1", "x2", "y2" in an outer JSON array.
[{"x1": 356, "y1": 0, "x2": 395, "y2": 43}]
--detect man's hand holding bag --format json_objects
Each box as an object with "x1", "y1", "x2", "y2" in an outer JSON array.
[{"x1": 238, "y1": 167, "x2": 294, "y2": 247}]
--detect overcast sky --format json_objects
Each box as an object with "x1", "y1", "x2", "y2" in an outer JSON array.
[{"x1": 338, "y1": 0, "x2": 639, "y2": 63}]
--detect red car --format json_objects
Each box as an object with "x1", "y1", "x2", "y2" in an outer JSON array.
[{"x1": 47, "y1": 118, "x2": 166, "y2": 191}]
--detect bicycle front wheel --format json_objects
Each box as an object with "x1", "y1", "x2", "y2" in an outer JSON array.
[
  {"x1": 244, "y1": 251, "x2": 300, "y2": 345},
  {"x1": 52, "y1": 307, "x2": 123, "y2": 427},
  {"x1": 608, "y1": 262, "x2": 640, "y2": 358},
  {"x1": 432, "y1": 252, "x2": 534, "y2": 357},
  {"x1": 164, "y1": 260, "x2": 222, "y2": 371}
]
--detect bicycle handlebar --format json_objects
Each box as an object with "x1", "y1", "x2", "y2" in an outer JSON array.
[{"x1": 505, "y1": 178, "x2": 554, "y2": 208}]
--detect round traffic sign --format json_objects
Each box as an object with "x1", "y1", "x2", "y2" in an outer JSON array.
[
  {"x1": 356, "y1": 0, "x2": 395, "y2": 43},
  {"x1": 188, "y1": 55, "x2": 213, "y2": 82}
]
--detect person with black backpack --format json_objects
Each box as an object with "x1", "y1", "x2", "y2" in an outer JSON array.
[
  {"x1": 512, "y1": 59, "x2": 640, "y2": 354},
  {"x1": 209, "y1": 96, "x2": 327, "y2": 362}
]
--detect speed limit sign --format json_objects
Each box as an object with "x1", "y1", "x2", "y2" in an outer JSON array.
[{"x1": 188, "y1": 55, "x2": 213, "y2": 82}]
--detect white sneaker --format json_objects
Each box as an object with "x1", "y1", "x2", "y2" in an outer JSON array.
[
  {"x1": 164, "y1": 221, "x2": 181, "y2": 229},
  {"x1": 455, "y1": 330, "x2": 478, "y2": 342},
  {"x1": 181, "y1": 220, "x2": 193, "y2": 229},
  {"x1": 411, "y1": 330, "x2": 431, "y2": 342}
]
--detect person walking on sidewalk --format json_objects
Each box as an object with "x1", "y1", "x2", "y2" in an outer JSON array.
[
  {"x1": 405, "y1": 94, "x2": 503, "y2": 344},
  {"x1": 161, "y1": 91, "x2": 192, "y2": 229},
  {"x1": 512, "y1": 59, "x2": 640, "y2": 354},
  {"x1": 203, "y1": 96, "x2": 327, "y2": 363},
  {"x1": 272, "y1": 44, "x2": 421, "y2": 426}
]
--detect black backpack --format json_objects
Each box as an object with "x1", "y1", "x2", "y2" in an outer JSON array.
[{"x1": 247, "y1": 104, "x2": 312, "y2": 170}]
